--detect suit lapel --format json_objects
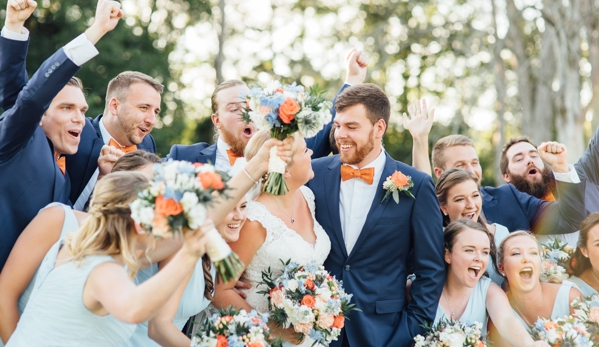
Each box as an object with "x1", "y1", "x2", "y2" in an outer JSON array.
[
  {"x1": 347, "y1": 153, "x2": 395, "y2": 260},
  {"x1": 481, "y1": 188, "x2": 499, "y2": 224},
  {"x1": 325, "y1": 158, "x2": 348, "y2": 259},
  {"x1": 197, "y1": 143, "x2": 217, "y2": 165}
]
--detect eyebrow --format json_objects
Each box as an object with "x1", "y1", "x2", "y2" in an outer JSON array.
[
  {"x1": 512, "y1": 150, "x2": 538, "y2": 158},
  {"x1": 335, "y1": 121, "x2": 361, "y2": 126}
]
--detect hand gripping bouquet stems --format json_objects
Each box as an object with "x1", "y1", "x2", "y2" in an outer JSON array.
[
  {"x1": 258, "y1": 260, "x2": 359, "y2": 346},
  {"x1": 572, "y1": 295, "x2": 599, "y2": 340},
  {"x1": 129, "y1": 160, "x2": 243, "y2": 282},
  {"x1": 241, "y1": 81, "x2": 332, "y2": 195},
  {"x1": 539, "y1": 238, "x2": 575, "y2": 283},
  {"x1": 413, "y1": 319, "x2": 486, "y2": 347},
  {"x1": 191, "y1": 307, "x2": 282, "y2": 347},
  {"x1": 529, "y1": 316, "x2": 596, "y2": 347}
]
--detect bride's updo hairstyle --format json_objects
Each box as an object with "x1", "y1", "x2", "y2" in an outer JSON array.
[{"x1": 66, "y1": 172, "x2": 149, "y2": 278}]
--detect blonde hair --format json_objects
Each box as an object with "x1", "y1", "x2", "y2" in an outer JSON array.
[
  {"x1": 66, "y1": 172, "x2": 149, "y2": 278},
  {"x1": 211, "y1": 79, "x2": 247, "y2": 114},
  {"x1": 432, "y1": 135, "x2": 475, "y2": 170},
  {"x1": 103, "y1": 71, "x2": 163, "y2": 115},
  {"x1": 244, "y1": 130, "x2": 298, "y2": 167},
  {"x1": 497, "y1": 230, "x2": 538, "y2": 265}
]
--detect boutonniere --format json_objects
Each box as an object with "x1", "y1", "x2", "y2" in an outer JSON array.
[{"x1": 381, "y1": 170, "x2": 415, "y2": 204}]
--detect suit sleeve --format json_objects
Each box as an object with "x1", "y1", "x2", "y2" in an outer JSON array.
[
  {"x1": 306, "y1": 83, "x2": 350, "y2": 159},
  {"x1": 0, "y1": 36, "x2": 29, "y2": 111},
  {"x1": 575, "y1": 124, "x2": 599, "y2": 185},
  {"x1": 0, "y1": 49, "x2": 80, "y2": 161},
  {"x1": 166, "y1": 144, "x2": 179, "y2": 160},
  {"x1": 515, "y1": 181, "x2": 587, "y2": 235},
  {"x1": 387, "y1": 174, "x2": 445, "y2": 345}
]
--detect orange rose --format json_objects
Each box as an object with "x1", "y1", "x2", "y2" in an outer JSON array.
[
  {"x1": 198, "y1": 171, "x2": 225, "y2": 190},
  {"x1": 155, "y1": 196, "x2": 183, "y2": 217},
  {"x1": 278, "y1": 97, "x2": 300, "y2": 124},
  {"x1": 216, "y1": 335, "x2": 228, "y2": 347},
  {"x1": 248, "y1": 342, "x2": 263, "y2": 347},
  {"x1": 544, "y1": 321, "x2": 558, "y2": 330},
  {"x1": 300, "y1": 295, "x2": 316, "y2": 308},
  {"x1": 332, "y1": 315, "x2": 344, "y2": 329},
  {"x1": 390, "y1": 171, "x2": 409, "y2": 187},
  {"x1": 151, "y1": 214, "x2": 171, "y2": 238},
  {"x1": 304, "y1": 279, "x2": 315, "y2": 290}
]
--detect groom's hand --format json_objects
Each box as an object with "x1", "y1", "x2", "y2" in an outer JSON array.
[
  {"x1": 345, "y1": 48, "x2": 368, "y2": 85},
  {"x1": 5, "y1": 0, "x2": 37, "y2": 33}
]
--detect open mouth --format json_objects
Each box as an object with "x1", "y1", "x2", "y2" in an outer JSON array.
[
  {"x1": 468, "y1": 266, "x2": 481, "y2": 278},
  {"x1": 227, "y1": 223, "x2": 241, "y2": 230},
  {"x1": 67, "y1": 129, "x2": 81, "y2": 139},
  {"x1": 519, "y1": 267, "x2": 533, "y2": 280},
  {"x1": 243, "y1": 126, "x2": 254, "y2": 138},
  {"x1": 338, "y1": 143, "x2": 355, "y2": 152},
  {"x1": 138, "y1": 127, "x2": 149, "y2": 136},
  {"x1": 528, "y1": 168, "x2": 538, "y2": 176},
  {"x1": 462, "y1": 212, "x2": 476, "y2": 220}
]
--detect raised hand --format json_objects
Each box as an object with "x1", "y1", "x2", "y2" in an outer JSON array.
[
  {"x1": 5, "y1": 0, "x2": 37, "y2": 33},
  {"x1": 97, "y1": 145, "x2": 124, "y2": 179},
  {"x1": 345, "y1": 48, "x2": 368, "y2": 85},
  {"x1": 402, "y1": 99, "x2": 435, "y2": 141},
  {"x1": 538, "y1": 141, "x2": 569, "y2": 173},
  {"x1": 84, "y1": 0, "x2": 123, "y2": 44},
  {"x1": 181, "y1": 219, "x2": 212, "y2": 258}
]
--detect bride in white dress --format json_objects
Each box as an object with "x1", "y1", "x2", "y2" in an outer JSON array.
[{"x1": 214, "y1": 132, "x2": 331, "y2": 346}]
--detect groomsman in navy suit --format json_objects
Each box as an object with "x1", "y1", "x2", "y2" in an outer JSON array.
[
  {"x1": 167, "y1": 50, "x2": 369, "y2": 171},
  {"x1": 307, "y1": 84, "x2": 445, "y2": 346},
  {"x1": 431, "y1": 135, "x2": 586, "y2": 234},
  {"x1": 0, "y1": 0, "x2": 123, "y2": 270},
  {"x1": 66, "y1": 71, "x2": 162, "y2": 210}
]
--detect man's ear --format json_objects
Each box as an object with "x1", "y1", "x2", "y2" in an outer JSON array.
[
  {"x1": 108, "y1": 97, "x2": 120, "y2": 116},
  {"x1": 211, "y1": 113, "x2": 220, "y2": 128},
  {"x1": 502, "y1": 173, "x2": 511, "y2": 183},
  {"x1": 375, "y1": 119, "x2": 387, "y2": 139},
  {"x1": 433, "y1": 167, "x2": 444, "y2": 179}
]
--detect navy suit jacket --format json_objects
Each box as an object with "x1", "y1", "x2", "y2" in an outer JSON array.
[
  {"x1": 306, "y1": 153, "x2": 445, "y2": 347},
  {"x1": 481, "y1": 179, "x2": 586, "y2": 235},
  {"x1": 167, "y1": 84, "x2": 350, "y2": 163},
  {"x1": 65, "y1": 114, "x2": 157, "y2": 204},
  {"x1": 0, "y1": 38, "x2": 80, "y2": 270}
]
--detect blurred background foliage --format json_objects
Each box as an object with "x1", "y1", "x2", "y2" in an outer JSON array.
[{"x1": 3, "y1": 0, "x2": 599, "y2": 187}]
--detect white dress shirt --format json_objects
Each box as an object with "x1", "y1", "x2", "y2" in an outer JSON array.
[
  {"x1": 339, "y1": 147, "x2": 387, "y2": 254},
  {"x1": 1, "y1": 27, "x2": 98, "y2": 66},
  {"x1": 553, "y1": 164, "x2": 580, "y2": 183},
  {"x1": 215, "y1": 137, "x2": 247, "y2": 175}
]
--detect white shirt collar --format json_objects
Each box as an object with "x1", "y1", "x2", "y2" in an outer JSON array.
[
  {"x1": 216, "y1": 137, "x2": 232, "y2": 158},
  {"x1": 99, "y1": 116, "x2": 113, "y2": 145}
]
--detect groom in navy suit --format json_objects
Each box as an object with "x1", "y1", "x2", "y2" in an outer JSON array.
[{"x1": 307, "y1": 84, "x2": 445, "y2": 346}]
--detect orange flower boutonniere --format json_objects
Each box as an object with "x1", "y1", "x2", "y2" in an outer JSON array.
[{"x1": 381, "y1": 170, "x2": 415, "y2": 204}]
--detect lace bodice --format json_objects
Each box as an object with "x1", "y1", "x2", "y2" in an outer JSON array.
[{"x1": 243, "y1": 186, "x2": 331, "y2": 314}]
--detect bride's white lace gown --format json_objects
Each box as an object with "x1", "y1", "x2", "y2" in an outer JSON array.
[{"x1": 243, "y1": 186, "x2": 331, "y2": 347}]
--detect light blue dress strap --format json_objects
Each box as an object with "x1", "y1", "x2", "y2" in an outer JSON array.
[
  {"x1": 487, "y1": 224, "x2": 509, "y2": 286},
  {"x1": 18, "y1": 203, "x2": 80, "y2": 314},
  {"x1": 565, "y1": 276, "x2": 599, "y2": 297},
  {"x1": 433, "y1": 277, "x2": 492, "y2": 334},
  {"x1": 551, "y1": 281, "x2": 574, "y2": 319}
]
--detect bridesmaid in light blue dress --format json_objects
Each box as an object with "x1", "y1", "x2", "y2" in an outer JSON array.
[
  {"x1": 6, "y1": 172, "x2": 212, "y2": 347},
  {"x1": 564, "y1": 213, "x2": 599, "y2": 297},
  {"x1": 434, "y1": 219, "x2": 544, "y2": 347}
]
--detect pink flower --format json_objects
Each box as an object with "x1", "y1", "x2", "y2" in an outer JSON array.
[
  {"x1": 589, "y1": 307, "x2": 599, "y2": 323},
  {"x1": 293, "y1": 323, "x2": 312, "y2": 335},
  {"x1": 271, "y1": 289, "x2": 285, "y2": 307},
  {"x1": 317, "y1": 314, "x2": 335, "y2": 329}
]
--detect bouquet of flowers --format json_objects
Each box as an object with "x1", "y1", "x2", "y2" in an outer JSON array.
[
  {"x1": 413, "y1": 319, "x2": 486, "y2": 347},
  {"x1": 129, "y1": 160, "x2": 243, "y2": 282},
  {"x1": 241, "y1": 81, "x2": 332, "y2": 195},
  {"x1": 191, "y1": 307, "x2": 282, "y2": 347},
  {"x1": 258, "y1": 260, "x2": 358, "y2": 345},
  {"x1": 530, "y1": 316, "x2": 595, "y2": 347},
  {"x1": 572, "y1": 294, "x2": 599, "y2": 336},
  {"x1": 540, "y1": 238, "x2": 575, "y2": 283}
]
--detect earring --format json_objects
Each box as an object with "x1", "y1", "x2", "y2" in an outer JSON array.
[{"x1": 584, "y1": 253, "x2": 589, "y2": 258}]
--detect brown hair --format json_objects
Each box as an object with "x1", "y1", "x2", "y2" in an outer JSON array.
[
  {"x1": 334, "y1": 84, "x2": 390, "y2": 134},
  {"x1": 104, "y1": 71, "x2": 163, "y2": 113},
  {"x1": 432, "y1": 135, "x2": 475, "y2": 170},
  {"x1": 111, "y1": 150, "x2": 161, "y2": 173},
  {"x1": 436, "y1": 168, "x2": 485, "y2": 226},
  {"x1": 66, "y1": 172, "x2": 149, "y2": 278},
  {"x1": 211, "y1": 79, "x2": 247, "y2": 114},
  {"x1": 499, "y1": 136, "x2": 537, "y2": 175},
  {"x1": 444, "y1": 218, "x2": 497, "y2": 275},
  {"x1": 569, "y1": 213, "x2": 599, "y2": 276},
  {"x1": 67, "y1": 77, "x2": 84, "y2": 91}
]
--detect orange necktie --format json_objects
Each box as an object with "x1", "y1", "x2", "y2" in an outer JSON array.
[
  {"x1": 108, "y1": 138, "x2": 137, "y2": 154},
  {"x1": 226, "y1": 149, "x2": 243, "y2": 166},
  {"x1": 55, "y1": 152, "x2": 66, "y2": 175},
  {"x1": 340, "y1": 165, "x2": 375, "y2": 185}
]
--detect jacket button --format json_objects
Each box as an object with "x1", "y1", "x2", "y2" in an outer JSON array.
[{"x1": 344, "y1": 265, "x2": 350, "y2": 271}]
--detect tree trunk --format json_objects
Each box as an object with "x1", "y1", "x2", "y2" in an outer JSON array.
[{"x1": 214, "y1": 0, "x2": 226, "y2": 85}]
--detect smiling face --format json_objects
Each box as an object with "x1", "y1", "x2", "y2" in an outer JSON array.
[
  {"x1": 217, "y1": 197, "x2": 248, "y2": 242},
  {"x1": 445, "y1": 227, "x2": 490, "y2": 287},
  {"x1": 500, "y1": 235, "x2": 541, "y2": 292},
  {"x1": 440, "y1": 180, "x2": 482, "y2": 222},
  {"x1": 212, "y1": 84, "x2": 255, "y2": 157},
  {"x1": 40, "y1": 85, "x2": 88, "y2": 155},
  {"x1": 437, "y1": 145, "x2": 482, "y2": 183},
  {"x1": 111, "y1": 82, "x2": 161, "y2": 146},
  {"x1": 581, "y1": 224, "x2": 599, "y2": 273},
  {"x1": 334, "y1": 104, "x2": 384, "y2": 168}
]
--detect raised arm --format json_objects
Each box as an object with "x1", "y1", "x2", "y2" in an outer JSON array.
[
  {"x1": 403, "y1": 99, "x2": 434, "y2": 176},
  {"x1": 575, "y1": 123, "x2": 599, "y2": 186},
  {"x1": 306, "y1": 49, "x2": 367, "y2": 158},
  {"x1": 0, "y1": 0, "x2": 36, "y2": 110}
]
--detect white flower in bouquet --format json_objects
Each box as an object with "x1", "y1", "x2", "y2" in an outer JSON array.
[{"x1": 439, "y1": 330, "x2": 466, "y2": 347}]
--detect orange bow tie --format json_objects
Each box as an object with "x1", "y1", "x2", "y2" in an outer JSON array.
[
  {"x1": 340, "y1": 165, "x2": 375, "y2": 185},
  {"x1": 226, "y1": 149, "x2": 243, "y2": 166},
  {"x1": 55, "y1": 152, "x2": 66, "y2": 175},
  {"x1": 108, "y1": 138, "x2": 137, "y2": 154}
]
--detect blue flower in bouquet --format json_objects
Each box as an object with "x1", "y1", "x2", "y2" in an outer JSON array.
[{"x1": 227, "y1": 335, "x2": 245, "y2": 347}]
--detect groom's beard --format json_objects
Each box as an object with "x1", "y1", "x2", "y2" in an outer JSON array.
[
  {"x1": 220, "y1": 126, "x2": 248, "y2": 157},
  {"x1": 337, "y1": 128, "x2": 375, "y2": 165},
  {"x1": 509, "y1": 165, "x2": 555, "y2": 199}
]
